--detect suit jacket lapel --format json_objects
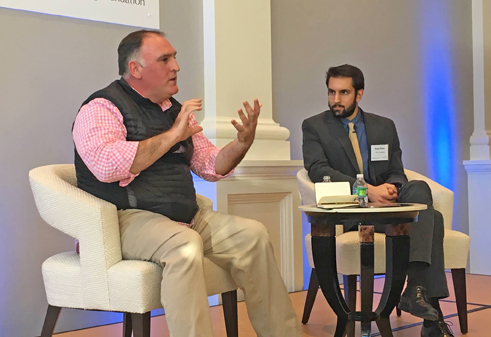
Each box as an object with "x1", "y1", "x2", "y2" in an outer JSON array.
[
  {"x1": 363, "y1": 109, "x2": 378, "y2": 184},
  {"x1": 325, "y1": 111, "x2": 360, "y2": 173}
]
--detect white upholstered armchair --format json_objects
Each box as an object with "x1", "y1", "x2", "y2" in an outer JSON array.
[
  {"x1": 29, "y1": 164, "x2": 239, "y2": 337},
  {"x1": 297, "y1": 168, "x2": 470, "y2": 334}
]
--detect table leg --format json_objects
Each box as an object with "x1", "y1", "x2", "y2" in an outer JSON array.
[
  {"x1": 375, "y1": 223, "x2": 411, "y2": 337},
  {"x1": 359, "y1": 225, "x2": 375, "y2": 337},
  {"x1": 344, "y1": 275, "x2": 357, "y2": 337},
  {"x1": 311, "y1": 222, "x2": 350, "y2": 337}
]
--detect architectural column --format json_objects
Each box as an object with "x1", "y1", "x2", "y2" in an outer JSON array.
[
  {"x1": 464, "y1": 0, "x2": 491, "y2": 275},
  {"x1": 201, "y1": 0, "x2": 291, "y2": 159},
  {"x1": 195, "y1": 0, "x2": 304, "y2": 293},
  {"x1": 469, "y1": 0, "x2": 489, "y2": 159}
]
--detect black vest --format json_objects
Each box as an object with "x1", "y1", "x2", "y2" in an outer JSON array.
[{"x1": 74, "y1": 79, "x2": 198, "y2": 223}]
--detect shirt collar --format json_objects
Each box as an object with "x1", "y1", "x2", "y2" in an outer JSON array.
[{"x1": 341, "y1": 107, "x2": 364, "y2": 127}]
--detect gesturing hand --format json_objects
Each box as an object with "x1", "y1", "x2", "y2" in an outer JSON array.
[
  {"x1": 231, "y1": 99, "x2": 261, "y2": 148},
  {"x1": 171, "y1": 99, "x2": 203, "y2": 142}
]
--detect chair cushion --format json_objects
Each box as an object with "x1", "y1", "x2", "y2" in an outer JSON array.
[
  {"x1": 107, "y1": 260, "x2": 163, "y2": 313},
  {"x1": 305, "y1": 232, "x2": 387, "y2": 275},
  {"x1": 42, "y1": 252, "x2": 84, "y2": 309},
  {"x1": 305, "y1": 229, "x2": 471, "y2": 275},
  {"x1": 203, "y1": 258, "x2": 238, "y2": 296},
  {"x1": 107, "y1": 258, "x2": 237, "y2": 313},
  {"x1": 43, "y1": 252, "x2": 237, "y2": 313},
  {"x1": 443, "y1": 229, "x2": 470, "y2": 269}
]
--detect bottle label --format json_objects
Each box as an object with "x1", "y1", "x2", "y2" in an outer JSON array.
[{"x1": 356, "y1": 186, "x2": 367, "y2": 197}]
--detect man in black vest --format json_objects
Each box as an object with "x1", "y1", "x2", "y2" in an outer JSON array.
[
  {"x1": 302, "y1": 65, "x2": 452, "y2": 337},
  {"x1": 73, "y1": 30, "x2": 300, "y2": 337}
]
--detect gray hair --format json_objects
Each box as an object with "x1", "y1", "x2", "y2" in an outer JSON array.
[{"x1": 117, "y1": 30, "x2": 165, "y2": 77}]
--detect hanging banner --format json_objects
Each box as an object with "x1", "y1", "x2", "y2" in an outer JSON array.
[{"x1": 0, "y1": 0, "x2": 159, "y2": 29}]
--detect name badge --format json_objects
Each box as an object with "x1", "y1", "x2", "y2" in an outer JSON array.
[{"x1": 371, "y1": 144, "x2": 389, "y2": 161}]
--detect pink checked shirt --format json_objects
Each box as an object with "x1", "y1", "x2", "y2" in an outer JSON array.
[{"x1": 73, "y1": 97, "x2": 232, "y2": 187}]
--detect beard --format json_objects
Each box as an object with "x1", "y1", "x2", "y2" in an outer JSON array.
[{"x1": 329, "y1": 98, "x2": 357, "y2": 119}]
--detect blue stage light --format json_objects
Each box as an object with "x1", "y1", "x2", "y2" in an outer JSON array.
[{"x1": 421, "y1": 1, "x2": 457, "y2": 191}]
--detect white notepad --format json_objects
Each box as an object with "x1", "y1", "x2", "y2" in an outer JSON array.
[{"x1": 314, "y1": 181, "x2": 357, "y2": 208}]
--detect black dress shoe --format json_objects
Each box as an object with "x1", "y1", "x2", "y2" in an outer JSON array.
[
  {"x1": 398, "y1": 285, "x2": 439, "y2": 321},
  {"x1": 421, "y1": 320, "x2": 454, "y2": 337}
]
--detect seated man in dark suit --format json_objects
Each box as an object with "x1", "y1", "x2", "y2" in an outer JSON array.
[{"x1": 302, "y1": 64, "x2": 453, "y2": 337}]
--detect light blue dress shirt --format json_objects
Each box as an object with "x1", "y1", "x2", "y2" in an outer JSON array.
[{"x1": 341, "y1": 110, "x2": 370, "y2": 182}]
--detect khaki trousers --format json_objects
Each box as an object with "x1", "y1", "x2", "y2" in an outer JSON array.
[{"x1": 118, "y1": 195, "x2": 301, "y2": 337}]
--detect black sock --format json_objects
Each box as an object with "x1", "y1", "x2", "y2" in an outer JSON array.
[
  {"x1": 423, "y1": 319, "x2": 438, "y2": 328},
  {"x1": 407, "y1": 261, "x2": 429, "y2": 287},
  {"x1": 430, "y1": 298, "x2": 444, "y2": 320},
  {"x1": 422, "y1": 298, "x2": 443, "y2": 326}
]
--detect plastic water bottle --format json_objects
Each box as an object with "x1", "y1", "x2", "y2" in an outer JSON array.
[{"x1": 353, "y1": 174, "x2": 368, "y2": 207}]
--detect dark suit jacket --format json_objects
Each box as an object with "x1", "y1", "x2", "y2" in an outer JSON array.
[{"x1": 302, "y1": 108, "x2": 408, "y2": 188}]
